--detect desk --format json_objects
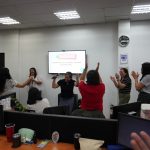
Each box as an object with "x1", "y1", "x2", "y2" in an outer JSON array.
[
  {"x1": 0, "y1": 136, "x2": 74, "y2": 150},
  {"x1": 0, "y1": 136, "x2": 107, "y2": 150}
]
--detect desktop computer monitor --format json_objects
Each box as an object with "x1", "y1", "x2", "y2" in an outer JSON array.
[
  {"x1": 110, "y1": 102, "x2": 141, "y2": 119},
  {"x1": 0, "y1": 105, "x2": 4, "y2": 133},
  {"x1": 117, "y1": 113, "x2": 150, "y2": 149}
]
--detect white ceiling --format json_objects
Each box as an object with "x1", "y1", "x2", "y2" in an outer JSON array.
[{"x1": 0, "y1": 0, "x2": 150, "y2": 29}]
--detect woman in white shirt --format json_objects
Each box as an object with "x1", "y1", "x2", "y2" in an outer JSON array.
[
  {"x1": 27, "y1": 87, "x2": 50, "y2": 113},
  {"x1": 28, "y1": 67, "x2": 42, "y2": 91},
  {"x1": 131, "y1": 62, "x2": 150, "y2": 103},
  {"x1": 0, "y1": 68, "x2": 32, "y2": 96}
]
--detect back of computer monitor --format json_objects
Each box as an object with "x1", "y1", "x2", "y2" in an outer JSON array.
[
  {"x1": 0, "y1": 105, "x2": 4, "y2": 133},
  {"x1": 117, "y1": 113, "x2": 150, "y2": 149},
  {"x1": 4, "y1": 111, "x2": 52, "y2": 139},
  {"x1": 110, "y1": 102, "x2": 141, "y2": 119}
]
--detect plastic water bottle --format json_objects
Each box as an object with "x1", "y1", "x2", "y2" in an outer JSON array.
[
  {"x1": 52, "y1": 131, "x2": 59, "y2": 143},
  {"x1": 74, "y1": 133, "x2": 80, "y2": 150}
]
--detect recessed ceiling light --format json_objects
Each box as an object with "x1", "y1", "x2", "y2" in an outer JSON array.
[
  {"x1": 0, "y1": 17, "x2": 20, "y2": 25},
  {"x1": 131, "y1": 5, "x2": 150, "y2": 14},
  {"x1": 54, "y1": 10, "x2": 80, "y2": 20}
]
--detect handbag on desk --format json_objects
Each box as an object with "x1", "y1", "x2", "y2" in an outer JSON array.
[{"x1": 18, "y1": 128, "x2": 36, "y2": 143}]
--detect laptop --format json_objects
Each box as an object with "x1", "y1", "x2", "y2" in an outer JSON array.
[{"x1": 117, "y1": 113, "x2": 150, "y2": 149}]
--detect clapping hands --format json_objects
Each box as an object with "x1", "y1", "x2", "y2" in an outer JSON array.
[
  {"x1": 29, "y1": 76, "x2": 34, "y2": 81},
  {"x1": 110, "y1": 76, "x2": 115, "y2": 82},
  {"x1": 115, "y1": 73, "x2": 120, "y2": 80},
  {"x1": 110, "y1": 72, "x2": 120, "y2": 82},
  {"x1": 131, "y1": 71, "x2": 139, "y2": 79}
]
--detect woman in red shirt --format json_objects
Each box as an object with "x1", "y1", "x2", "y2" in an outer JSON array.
[{"x1": 72, "y1": 62, "x2": 105, "y2": 118}]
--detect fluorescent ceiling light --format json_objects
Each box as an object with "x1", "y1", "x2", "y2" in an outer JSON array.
[
  {"x1": 0, "y1": 17, "x2": 20, "y2": 25},
  {"x1": 54, "y1": 10, "x2": 80, "y2": 20},
  {"x1": 131, "y1": 5, "x2": 150, "y2": 14}
]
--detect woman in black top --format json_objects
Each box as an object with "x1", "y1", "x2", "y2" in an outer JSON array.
[
  {"x1": 110, "y1": 68, "x2": 131, "y2": 105},
  {"x1": 52, "y1": 72, "x2": 79, "y2": 113}
]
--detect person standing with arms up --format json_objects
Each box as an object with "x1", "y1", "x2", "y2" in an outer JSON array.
[
  {"x1": 72, "y1": 62, "x2": 105, "y2": 118},
  {"x1": 52, "y1": 72, "x2": 79, "y2": 113},
  {"x1": 110, "y1": 68, "x2": 131, "y2": 105}
]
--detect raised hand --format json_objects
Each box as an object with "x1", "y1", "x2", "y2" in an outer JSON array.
[
  {"x1": 110, "y1": 76, "x2": 115, "y2": 82},
  {"x1": 96, "y1": 62, "x2": 100, "y2": 71},
  {"x1": 131, "y1": 71, "x2": 139, "y2": 79},
  {"x1": 51, "y1": 74, "x2": 58, "y2": 79},
  {"x1": 29, "y1": 76, "x2": 34, "y2": 80},
  {"x1": 115, "y1": 73, "x2": 120, "y2": 80}
]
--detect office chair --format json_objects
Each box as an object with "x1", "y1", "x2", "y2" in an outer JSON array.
[
  {"x1": 43, "y1": 106, "x2": 69, "y2": 115},
  {"x1": 58, "y1": 94, "x2": 78, "y2": 112},
  {"x1": 0, "y1": 92, "x2": 16, "y2": 100}
]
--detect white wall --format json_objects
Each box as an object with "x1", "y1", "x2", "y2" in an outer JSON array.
[
  {"x1": 1, "y1": 21, "x2": 150, "y2": 118},
  {"x1": 0, "y1": 23, "x2": 118, "y2": 118}
]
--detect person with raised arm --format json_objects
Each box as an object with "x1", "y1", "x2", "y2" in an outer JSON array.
[
  {"x1": 52, "y1": 72, "x2": 79, "y2": 113},
  {"x1": 0, "y1": 67, "x2": 32, "y2": 96},
  {"x1": 72, "y1": 62, "x2": 105, "y2": 118}
]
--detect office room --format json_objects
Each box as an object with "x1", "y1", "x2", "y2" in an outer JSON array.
[
  {"x1": 0, "y1": 0, "x2": 150, "y2": 149},
  {"x1": 0, "y1": 0, "x2": 150, "y2": 118}
]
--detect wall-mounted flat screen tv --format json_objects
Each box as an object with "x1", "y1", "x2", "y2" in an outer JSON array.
[{"x1": 48, "y1": 50, "x2": 86, "y2": 74}]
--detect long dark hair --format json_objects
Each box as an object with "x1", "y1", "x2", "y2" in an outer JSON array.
[
  {"x1": 29, "y1": 67, "x2": 37, "y2": 78},
  {"x1": 0, "y1": 68, "x2": 12, "y2": 93},
  {"x1": 27, "y1": 87, "x2": 42, "y2": 105},
  {"x1": 86, "y1": 70, "x2": 100, "y2": 85},
  {"x1": 140, "y1": 62, "x2": 150, "y2": 80}
]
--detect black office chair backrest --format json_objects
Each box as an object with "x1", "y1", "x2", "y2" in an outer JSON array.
[
  {"x1": 110, "y1": 102, "x2": 141, "y2": 119},
  {"x1": 0, "y1": 92, "x2": 16, "y2": 100},
  {"x1": 58, "y1": 94, "x2": 78, "y2": 111},
  {"x1": 43, "y1": 106, "x2": 69, "y2": 115},
  {"x1": 0, "y1": 105, "x2": 4, "y2": 133}
]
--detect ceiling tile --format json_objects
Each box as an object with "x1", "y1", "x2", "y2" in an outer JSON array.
[{"x1": 0, "y1": 0, "x2": 149, "y2": 29}]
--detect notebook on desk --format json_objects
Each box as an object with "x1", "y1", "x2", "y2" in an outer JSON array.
[{"x1": 117, "y1": 113, "x2": 150, "y2": 149}]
